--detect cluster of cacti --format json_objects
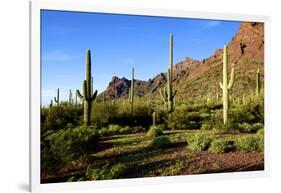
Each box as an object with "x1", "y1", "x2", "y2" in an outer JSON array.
[
  {"x1": 219, "y1": 45, "x2": 235, "y2": 124},
  {"x1": 159, "y1": 33, "x2": 177, "y2": 114},
  {"x1": 76, "y1": 49, "x2": 98, "y2": 126},
  {"x1": 128, "y1": 67, "x2": 134, "y2": 113},
  {"x1": 54, "y1": 88, "x2": 60, "y2": 106}
]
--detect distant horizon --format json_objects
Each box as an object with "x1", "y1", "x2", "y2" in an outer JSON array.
[{"x1": 41, "y1": 10, "x2": 240, "y2": 106}]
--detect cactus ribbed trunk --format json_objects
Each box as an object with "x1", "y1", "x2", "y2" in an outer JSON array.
[
  {"x1": 159, "y1": 33, "x2": 177, "y2": 114},
  {"x1": 69, "y1": 89, "x2": 72, "y2": 104},
  {"x1": 54, "y1": 88, "x2": 60, "y2": 106},
  {"x1": 256, "y1": 68, "x2": 260, "y2": 97},
  {"x1": 129, "y1": 67, "x2": 134, "y2": 113},
  {"x1": 219, "y1": 46, "x2": 235, "y2": 125},
  {"x1": 76, "y1": 49, "x2": 98, "y2": 126},
  {"x1": 152, "y1": 111, "x2": 156, "y2": 127}
]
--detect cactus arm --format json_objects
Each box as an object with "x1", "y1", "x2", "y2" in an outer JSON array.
[
  {"x1": 159, "y1": 88, "x2": 167, "y2": 105},
  {"x1": 219, "y1": 82, "x2": 223, "y2": 89},
  {"x1": 227, "y1": 68, "x2": 235, "y2": 89},
  {"x1": 54, "y1": 97, "x2": 58, "y2": 103},
  {"x1": 76, "y1": 90, "x2": 83, "y2": 100},
  {"x1": 91, "y1": 90, "x2": 98, "y2": 100},
  {"x1": 172, "y1": 90, "x2": 177, "y2": 99}
]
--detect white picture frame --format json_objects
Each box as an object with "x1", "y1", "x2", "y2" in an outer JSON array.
[{"x1": 29, "y1": 1, "x2": 270, "y2": 192}]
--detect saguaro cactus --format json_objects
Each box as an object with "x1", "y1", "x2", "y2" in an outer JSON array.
[
  {"x1": 152, "y1": 111, "x2": 157, "y2": 126},
  {"x1": 54, "y1": 88, "x2": 60, "y2": 106},
  {"x1": 76, "y1": 49, "x2": 98, "y2": 126},
  {"x1": 256, "y1": 68, "x2": 260, "y2": 97},
  {"x1": 69, "y1": 89, "x2": 73, "y2": 104},
  {"x1": 49, "y1": 100, "x2": 53, "y2": 108},
  {"x1": 159, "y1": 33, "x2": 177, "y2": 113},
  {"x1": 75, "y1": 91, "x2": 78, "y2": 105},
  {"x1": 219, "y1": 46, "x2": 235, "y2": 124},
  {"x1": 128, "y1": 67, "x2": 134, "y2": 113}
]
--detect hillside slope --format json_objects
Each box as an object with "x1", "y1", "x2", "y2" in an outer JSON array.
[{"x1": 100, "y1": 22, "x2": 264, "y2": 101}]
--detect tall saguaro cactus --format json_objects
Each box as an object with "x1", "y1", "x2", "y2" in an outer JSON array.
[
  {"x1": 128, "y1": 67, "x2": 134, "y2": 113},
  {"x1": 219, "y1": 46, "x2": 235, "y2": 124},
  {"x1": 256, "y1": 68, "x2": 260, "y2": 97},
  {"x1": 69, "y1": 89, "x2": 73, "y2": 104},
  {"x1": 159, "y1": 33, "x2": 177, "y2": 113},
  {"x1": 152, "y1": 111, "x2": 157, "y2": 127},
  {"x1": 76, "y1": 49, "x2": 98, "y2": 126},
  {"x1": 54, "y1": 88, "x2": 60, "y2": 106}
]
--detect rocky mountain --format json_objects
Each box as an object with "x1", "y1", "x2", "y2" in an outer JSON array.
[{"x1": 100, "y1": 22, "x2": 264, "y2": 101}]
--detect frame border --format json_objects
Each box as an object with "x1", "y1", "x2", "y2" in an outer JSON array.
[{"x1": 29, "y1": 1, "x2": 270, "y2": 192}]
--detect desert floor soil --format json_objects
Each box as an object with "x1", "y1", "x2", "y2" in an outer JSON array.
[{"x1": 41, "y1": 130, "x2": 264, "y2": 183}]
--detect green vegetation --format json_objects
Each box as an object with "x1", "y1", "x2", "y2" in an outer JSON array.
[
  {"x1": 187, "y1": 133, "x2": 215, "y2": 151},
  {"x1": 41, "y1": 36, "x2": 264, "y2": 183}
]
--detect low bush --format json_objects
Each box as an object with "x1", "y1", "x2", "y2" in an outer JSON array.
[
  {"x1": 98, "y1": 125, "x2": 144, "y2": 136},
  {"x1": 41, "y1": 105, "x2": 83, "y2": 132},
  {"x1": 238, "y1": 122, "x2": 264, "y2": 133},
  {"x1": 150, "y1": 136, "x2": 171, "y2": 149},
  {"x1": 86, "y1": 162, "x2": 128, "y2": 180},
  {"x1": 146, "y1": 125, "x2": 164, "y2": 138},
  {"x1": 187, "y1": 133, "x2": 215, "y2": 151},
  {"x1": 209, "y1": 139, "x2": 235, "y2": 154},
  {"x1": 235, "y1": 134, "x2": 263, "y2": 152},
  {"x1": 167, "y1": 111, "x2": 202, "y2": 130},
  {"x1": 46, "y1": 126, "x2": 99, "y2": 163}
]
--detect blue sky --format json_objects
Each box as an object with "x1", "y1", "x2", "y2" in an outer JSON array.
[{"x1": 41, "y1": 10, "x2": 240, "y2": 106}]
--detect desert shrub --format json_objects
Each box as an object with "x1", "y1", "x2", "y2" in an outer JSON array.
[
  {"x1": 231, "y1": 99, "x2": 264, "y2": 124},
  {"x1": 238, "y1": 122, "x2": 264, "y2": 133},
  {"x1": 209, "y1": 139, "x2": 235, "y2": 154},
  {"x1": 86, "y1": 162, "x2": 128, "y2": 180},
  {"x1": 187, "y1": 133, "x2": 215, "y2": 151},
  {"x1": 146, "y1": 125, "x2": 164, "y2": 138},
  {"x1": 201, "y1": 122, "x2": 213, "y2": 130},
  {"x1": 98, "y1": 125, "x2": 144, "y2": 136},
  {"x1": 213, "y1": 121, "x2": 239, "y2": 133},
  {"x1": 91, "y1": 102, "x2": 118, "y2": 127},
  {"x1": 235, "y1": 134, "x2": 263, "y2": 152},
  {"x1": 41, "y1": 105, "x2": 83, "y2": 132},
  {"x1": 167, "y1": 110, "x2": 202, "y2": 130},
  {"x1": 46, "y1": 126, "x2": 99, "y2": 163},
  {"x1": 252, "y1": 123, "x2": 264, "y2": 132},
  {"x1": 150, "y1": 136, "x2": 171, "y2": 149}
]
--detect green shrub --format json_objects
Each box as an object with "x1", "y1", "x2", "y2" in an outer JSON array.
[
  {"x1": 252, "y1": 123, "x2": 264, "y2": 132},
  {"x1": 86, "y1": 162, "x2": 128, "y2": 180},
  {"x1": 46, "y1": 126, "x2": 99, "y2": 163},
  {"x1": 167, "y1": 111, "x2": 202, "y2": 130},
  {"x1": 213, "y1": 121, "x2": 238, "y2": 133},
  {"x1": 41, "y1": 105, "x2": 83, "y2": 132},
  {"x1": 98, "y1": 125, "x2": 144, "y2": 136},
  {"x1": 187, "y1": 133, "x2": 215, "y2": 151},
  {"x1": 150, "y1": 136, "x2": 171, "y2": 149},
  {"x1": 235, "y1": 134, "x2": 263, "y2": 152},
  {"x1": 201, "y1": 122, "x2": 213, "y2": 130},
  {"x1": 238, "y1": 122, "x2": 264, "y2": 133},
  {"x1": 209, "y1": 139, "x2": 235, "y2": 154},
  {"x1": 146, "y1": 125, "x2": 164, "y2": 138}
]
